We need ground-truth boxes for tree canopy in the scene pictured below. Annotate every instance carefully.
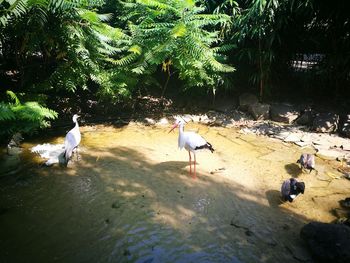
[1,0,349,137]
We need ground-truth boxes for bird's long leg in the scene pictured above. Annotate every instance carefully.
[76,147,78,161]
[193,153,197,179]
[188,151,192,176]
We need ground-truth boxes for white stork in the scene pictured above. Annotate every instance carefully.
[64,114,81,162]
[169,119,214,178]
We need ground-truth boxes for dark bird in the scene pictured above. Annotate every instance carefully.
[169,119,214,178]
[64,114,81,162]
[297,153,316,173]
[281,178,305,202]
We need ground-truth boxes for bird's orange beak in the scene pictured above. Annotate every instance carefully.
[168,123,178,133]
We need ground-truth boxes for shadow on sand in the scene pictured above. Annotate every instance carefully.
[0,145,314,263]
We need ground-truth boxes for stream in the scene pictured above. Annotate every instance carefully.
[1,121,349,263]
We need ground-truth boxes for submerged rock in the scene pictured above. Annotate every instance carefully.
[300,222,350,263]
[7,132,23,155]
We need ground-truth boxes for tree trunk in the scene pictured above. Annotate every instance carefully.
[161,68,171,98]
[258,37,264,101]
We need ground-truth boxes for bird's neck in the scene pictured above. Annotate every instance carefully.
[74,120,79,129]
[178,124,184,134]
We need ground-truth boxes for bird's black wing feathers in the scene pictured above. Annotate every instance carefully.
[195,142,214,153]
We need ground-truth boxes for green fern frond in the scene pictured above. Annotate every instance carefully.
[129,45,142,55]
[105,53,139,66]
[171,23,187,38]
[0,0,28,26]
[0,102,16,121]
[135,0,177,12]
[6,90,20,105]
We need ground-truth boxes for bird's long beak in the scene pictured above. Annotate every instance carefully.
[168,123,178,133]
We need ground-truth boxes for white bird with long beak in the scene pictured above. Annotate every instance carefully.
[64,114,81,162]
[169,119,214,178]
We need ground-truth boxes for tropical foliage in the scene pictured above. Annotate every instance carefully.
[0,0,132,94]
[0,0,349,139]
[116,0,235,94]
[212,0,350,101]
[0,90,57,136]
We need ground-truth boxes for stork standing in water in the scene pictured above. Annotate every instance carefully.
[169,119,214,178]
[64,114,81,163]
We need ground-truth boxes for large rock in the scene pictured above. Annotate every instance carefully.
[248,103,270,120]
[7,132,23,155]
[300,222,350,263]
[270,103,299,123]
[341,114,350,138]
[312,113,339,133]
[296,107,316,126]
[239,93,259,111]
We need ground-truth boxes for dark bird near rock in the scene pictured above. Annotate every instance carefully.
[297,153,316,173]
[64,114,81,162]
[281,178,305,202]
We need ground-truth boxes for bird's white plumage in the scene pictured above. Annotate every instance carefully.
[31,143,65,166]
[64,114,81,161]
[170,119,214,178]
[179,131,207,152]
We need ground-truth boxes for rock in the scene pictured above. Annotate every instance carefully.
[294,141,310,147]
[270,104,299,123]
[112,200,124,209]
[296,108,316,126]
[239,93,259,111]
[144,117,156,125]
[333,208,350,218]
[212,97,236,112]
[316,148,345,160]
[156,117,169,126]
[248,103,270,120]
[300,134,313,144]
[134,96,173,113]
[339,198,350,209]
[341,114,350,138]
[272,131,290,140]
[283,133,303,143]
[312,113,339,133]
[7,132,23,155]
[300,222,350,263]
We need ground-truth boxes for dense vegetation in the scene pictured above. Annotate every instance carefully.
[1,0,349,138]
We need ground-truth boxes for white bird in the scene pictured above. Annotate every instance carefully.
[64,114,81,162]
[169,119,214,178]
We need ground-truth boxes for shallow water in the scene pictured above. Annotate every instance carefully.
[1,122,349,263]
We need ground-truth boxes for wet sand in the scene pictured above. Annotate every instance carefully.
[0,122,349,262]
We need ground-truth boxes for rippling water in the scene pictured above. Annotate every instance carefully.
[0,122,347,262]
